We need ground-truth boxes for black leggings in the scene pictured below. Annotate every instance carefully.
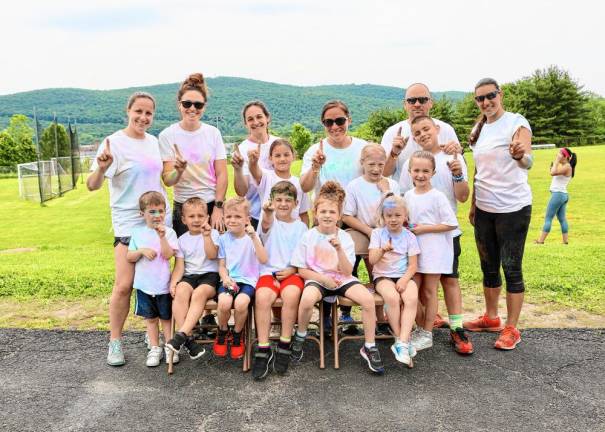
[474,205,531,293]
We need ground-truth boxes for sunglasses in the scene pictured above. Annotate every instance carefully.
[405,97,430,105]
[322,117,348,127]
[474,91,500,103]
[180,100,206,110]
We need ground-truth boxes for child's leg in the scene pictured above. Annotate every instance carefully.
[398,279,418,342]
[420,274,441,331]
[145,317,160,347]
[180,285,216,335]
[172,281,193,329]
[160,319,172,342]
[441,276,463,326]
[344,283,377,343]
[255,288,277,344]
[413,273,425,326]
[297,285,322,333]
[217,293,234,330]
[280,285,302,339]
[375,279,401,337]
[233,293,251,333]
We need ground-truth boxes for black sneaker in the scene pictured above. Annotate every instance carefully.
[252,347,274,381]
[184,337,206,360]
[376,323,392,336]
[290,334,305,362]
[360,345,385,375]
[200,314,217,338]
[166,331,187,353]
[273,345,292,374]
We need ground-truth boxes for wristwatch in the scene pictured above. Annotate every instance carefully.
[215,200,224,209]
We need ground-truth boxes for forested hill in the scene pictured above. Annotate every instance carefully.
[0,76,466,143]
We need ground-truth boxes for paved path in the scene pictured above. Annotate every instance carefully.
[0,328,603,431]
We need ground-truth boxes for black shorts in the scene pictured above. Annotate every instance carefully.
[173,200,217,238]
[305,280,360,299]
[373,276,401,285]
[113,236,131,247]
[134,290,172,320]
[442,235,462,279]
[180,272,220,290]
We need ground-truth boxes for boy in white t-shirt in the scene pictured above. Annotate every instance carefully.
[126,191,179,367]
[165,197,221,362]
[252,181,308,380]
[399,116,474,355]
[214,198,268,360]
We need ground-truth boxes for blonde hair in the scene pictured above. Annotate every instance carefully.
[224,197,250,214]
[360,143,386,163]
[182,197,208,215]
[409,150,436,171]
[139,191,165,211]
[376,193,408,227]
[314,181,346,214]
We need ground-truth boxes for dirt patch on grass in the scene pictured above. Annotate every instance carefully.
[0,247,37,254]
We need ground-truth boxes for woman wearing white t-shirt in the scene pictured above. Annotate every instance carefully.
[464,78,533,351]
[87,92,168,366]
[231,100,280,229]
[159,73,228,236]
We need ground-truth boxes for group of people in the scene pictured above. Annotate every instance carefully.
[88,72,576,379]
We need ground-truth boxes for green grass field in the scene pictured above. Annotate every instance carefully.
[1,146,604,323]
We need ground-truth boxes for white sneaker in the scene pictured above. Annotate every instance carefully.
[411,329,433,351]
[146,346,163,367]
[391,342,416,365]
[165,346,179,364]
[107,339,125,366]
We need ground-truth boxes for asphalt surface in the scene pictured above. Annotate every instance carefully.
[0,328,603,432]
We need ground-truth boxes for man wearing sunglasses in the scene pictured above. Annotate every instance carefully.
[381,83,460,180]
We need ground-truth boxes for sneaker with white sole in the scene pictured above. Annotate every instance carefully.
[164,346,180,364]
[107,339,125,366]
[411,329,433,351]
[146,346,163,367]
[391,342,416,366]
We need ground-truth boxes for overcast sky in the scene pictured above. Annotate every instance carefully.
[1,0,602,96]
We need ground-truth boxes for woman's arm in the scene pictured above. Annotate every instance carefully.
[341,215,373,237]
[411,223,456,235]
[161,161,182,187]
[510,126,533,169]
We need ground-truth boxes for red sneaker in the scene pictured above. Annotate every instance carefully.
[230,333,245,360]
[463,313,504,332]
[450,328,474,355]
[213,332,228,357]
[494,326,521,350]
[433,313,449,329]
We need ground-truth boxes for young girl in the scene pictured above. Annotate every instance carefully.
[404,151,458,352]
[231,101,280,228]
[290,181,384,374]
[536,147,577,244]
[252,181,309,380]
[159,73,228,236]
[246,138,310,226]
[368,194,420,367]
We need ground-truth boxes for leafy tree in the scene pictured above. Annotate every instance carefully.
[452,93,480,145]
[431,96,455,125]
[0,132,17,167]
[289,123,312,158]
[353,108,406,142]
[39,123,70,160]
[585,95,605,137]
[0,115,37,166]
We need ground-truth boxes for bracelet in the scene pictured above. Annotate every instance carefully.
[452,173,465,183]
[512,154,523,161]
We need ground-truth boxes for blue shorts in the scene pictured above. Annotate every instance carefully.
[134,290,172,320]
[218,283,255,300]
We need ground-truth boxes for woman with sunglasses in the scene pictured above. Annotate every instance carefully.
[464,78,533,351]
[87,91,169,366]
[159,73,228,236]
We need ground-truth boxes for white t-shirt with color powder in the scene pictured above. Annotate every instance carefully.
[259,219,308,276]
[399,151,468,236]
[470,112,532,213]
[290,227,357,288]
[217,231,261,287]
[369,227,420,279]
[301,137,367,198]
[129,225,179,295]
[175,230,220,275]
[238,136,279,220]
[403,188,458,274]
[158,122,227,204]
[256,169,311,220]
[344,176,401,227]
[381,119,459,181]
[91,130,168,237]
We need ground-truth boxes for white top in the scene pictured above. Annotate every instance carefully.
[344,176,401,227]
[91,130,168,237]
[381,118,459,180]
[369,227,420,279]
[404,188,458,274]
[128,225,179,295]
[239,136,279,219]
[301,137,367,197]
[550,174,571,193]
[159,122,227,204]
[290,227,357,288]
[399,151,468,236]
[175,230,220,275]
[259,219,309,276]
[256,169,311,219]
[217,232,261,287]
[470,112,533,213]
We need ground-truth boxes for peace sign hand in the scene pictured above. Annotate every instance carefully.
[173,144,188,174]
[96,139,114,172]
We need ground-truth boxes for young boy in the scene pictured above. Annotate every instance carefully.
[399,115,474,355]
[127,191,179,367]
[165,197,220,360]
[215,197,268,359]
[252,181,308,380]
